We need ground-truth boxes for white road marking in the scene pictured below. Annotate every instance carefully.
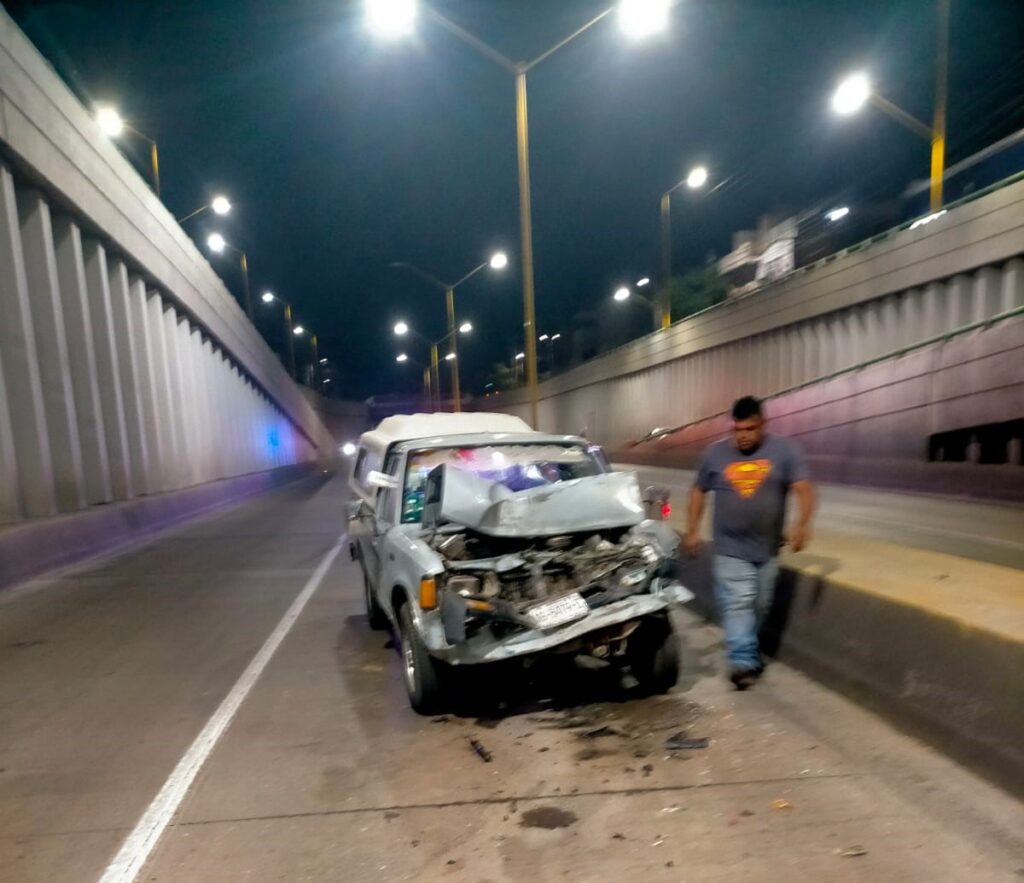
[97,535,347,883]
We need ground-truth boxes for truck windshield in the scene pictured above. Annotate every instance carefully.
[401,444,605,524]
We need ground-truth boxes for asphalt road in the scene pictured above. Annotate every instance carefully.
[1,473,1022,882]
[623,464,1024,570]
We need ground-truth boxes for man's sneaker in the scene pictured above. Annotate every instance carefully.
[729,668,758,691]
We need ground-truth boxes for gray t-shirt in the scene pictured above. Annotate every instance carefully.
[695,435,809,563]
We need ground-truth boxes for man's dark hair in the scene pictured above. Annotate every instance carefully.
[732,396,763,421]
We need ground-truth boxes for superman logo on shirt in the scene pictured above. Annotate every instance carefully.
[724,459,772,499]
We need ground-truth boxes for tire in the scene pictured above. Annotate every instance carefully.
[627,614,680,694]
[363,567,388,631]
[397,603,449,714]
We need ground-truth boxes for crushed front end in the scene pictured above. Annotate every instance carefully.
[417,467,693,664]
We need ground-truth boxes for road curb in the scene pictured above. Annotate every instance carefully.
[0,463,329,592]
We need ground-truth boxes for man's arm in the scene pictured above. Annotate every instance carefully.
[785,479,815,552]
[685,485,707,557]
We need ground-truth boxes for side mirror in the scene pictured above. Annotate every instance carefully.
[366,470,399,490]
[642,486,672,521]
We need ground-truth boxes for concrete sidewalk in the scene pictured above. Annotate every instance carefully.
[664,510,1024,797]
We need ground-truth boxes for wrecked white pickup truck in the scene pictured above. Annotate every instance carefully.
[348,413,693,713]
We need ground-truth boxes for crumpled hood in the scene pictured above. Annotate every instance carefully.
[423,468,646,537]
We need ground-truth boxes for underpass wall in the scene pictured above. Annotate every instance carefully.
[494,177,1024,497]
[0,8,334,533]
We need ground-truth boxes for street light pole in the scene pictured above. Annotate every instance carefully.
[409,3,654,428]
[208,233,254,320]
[659,191,671,329]
[310,334,320,389]
[238,251,253,319]
[430,343,440,410]
[283,302,297,378]
[514,69,540,425]
[931,0,950,212]
[444,286,459,411]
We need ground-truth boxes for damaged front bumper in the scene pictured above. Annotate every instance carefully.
[424,578,694,665]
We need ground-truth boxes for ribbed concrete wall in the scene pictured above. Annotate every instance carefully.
[496,178,1024,451]
[0,10,333,527]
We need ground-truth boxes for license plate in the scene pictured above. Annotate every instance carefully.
[527,593,590,630]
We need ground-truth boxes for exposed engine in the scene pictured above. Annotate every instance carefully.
[428,528,668,613]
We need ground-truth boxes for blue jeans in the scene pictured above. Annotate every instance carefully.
[713,555,779,671]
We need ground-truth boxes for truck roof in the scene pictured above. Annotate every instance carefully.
[360,412,534,454]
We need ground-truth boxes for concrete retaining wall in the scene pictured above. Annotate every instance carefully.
[0,9,335,529]
[619,313,1024,500]
[494,179,1024,457]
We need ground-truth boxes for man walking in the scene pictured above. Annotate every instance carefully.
[685,396,815,690]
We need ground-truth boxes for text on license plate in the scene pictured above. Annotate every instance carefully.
[527,593,590,630]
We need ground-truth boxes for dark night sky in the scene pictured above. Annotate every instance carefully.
[5,0,1024,398]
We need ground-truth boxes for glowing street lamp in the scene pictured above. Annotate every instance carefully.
[636,277,651,288]
[396,353,409,363]
[394,321,409,336]
[293,325,305,336]
[180,194,233,224]
[207,232,226,253]
[831,72,871,115]
[262,291,275,304]
[825,206,851,222]
[95,105,161,198]
[686,166,709,189]
[365,0,417,37]
[459,321,473,333]
[370,1,669,427]
[489,251,509,270]
[445,352,456,362]
[613,287,632,302]
[95,105,124,137]
[618,0,672,39]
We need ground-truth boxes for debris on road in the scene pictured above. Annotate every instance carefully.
[469,738,493,763]
[520,807,578,829]
[579,724,629,739]
[772,798,794,810]
[836,845,869,858]
[665,733,709,751]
